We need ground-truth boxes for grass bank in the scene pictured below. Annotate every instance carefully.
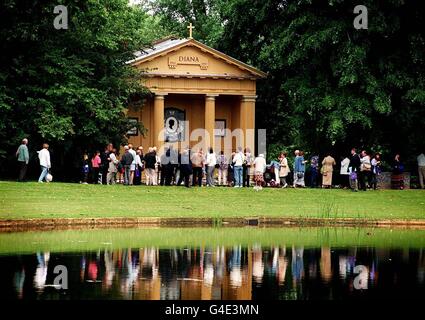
[0,181,424,220]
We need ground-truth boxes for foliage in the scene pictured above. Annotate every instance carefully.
[215,0,425,162]
[145,0,227,46]
[0,0,157,180]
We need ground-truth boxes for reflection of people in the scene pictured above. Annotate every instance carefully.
[13,268,25,299]
[320,247,332,283]
[103,250,116,290]
[252,245,264,283]
[277,249,288,285]
[34,252,50,291]
[291,246,304,282]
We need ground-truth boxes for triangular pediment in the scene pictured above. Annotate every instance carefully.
[128,38,266,80]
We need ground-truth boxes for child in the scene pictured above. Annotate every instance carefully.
[91,151,101,184]
[81,153,90,184]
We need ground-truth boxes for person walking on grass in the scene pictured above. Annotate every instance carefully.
[370,153,382,190]
[128,144,137,185]
[359,150,372,191]
[243,148,254,187]
[134,149,144,186]
[253,154,267,191]
[310,154,319,188]
[233,147,245,188]
[294,150,307,188]
[38,143,51,183]
[144,147,157,186]
[418,151,425,189]
[120,146,133,186]
[292,150,300,187]
[278,152,290,188]
[321,153,336,188]
[16,138,29,182]
[81,153,90,184]
[91,151,101,184]
[191,149,204,187]
[348,148,361,192]
[340,156,350,189]
[217,151,228,186]
[392,154,405,190]
[179,147,193,188]
[107,148,118,185]
[206,147,217,187]
[100,144,111,185]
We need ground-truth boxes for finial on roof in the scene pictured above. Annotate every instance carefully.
[187,23,195,39]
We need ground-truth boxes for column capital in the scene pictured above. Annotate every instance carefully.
[241,95,257,102]
[205,94,219,101]
[154,93,168,100]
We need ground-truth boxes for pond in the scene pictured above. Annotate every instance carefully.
[0,227,424,300]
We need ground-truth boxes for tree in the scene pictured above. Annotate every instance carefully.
[146,0,226,46]
[0,0,160,180]
[217,0,425,164]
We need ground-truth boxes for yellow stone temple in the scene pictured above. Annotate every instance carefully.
[126,33,266,155]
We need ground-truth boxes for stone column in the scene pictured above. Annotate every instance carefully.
[240,95,257,153]
[205,94,217,150]
[153,93,166,149]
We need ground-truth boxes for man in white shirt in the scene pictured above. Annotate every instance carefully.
[128,143,137,185]
[232,147,245,187]
[418,152,425,189]
[340,157,350,189]
[38,143,51,183]
[205,147,217,187]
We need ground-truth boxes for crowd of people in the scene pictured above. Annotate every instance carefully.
[15,138,425,190]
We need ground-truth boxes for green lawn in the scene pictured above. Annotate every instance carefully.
[0,181,424,220]
[1,227,425,255]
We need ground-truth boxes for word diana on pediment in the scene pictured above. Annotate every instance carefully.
[168,54,208,70]
[179,56,199,62]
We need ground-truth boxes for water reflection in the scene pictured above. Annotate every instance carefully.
[1,245,424,300]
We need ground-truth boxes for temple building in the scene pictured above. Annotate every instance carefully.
[126,30,266,155]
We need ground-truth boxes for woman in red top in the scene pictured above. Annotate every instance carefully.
[91,151,101,184]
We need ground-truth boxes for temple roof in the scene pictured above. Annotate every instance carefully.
[127,37,267,79]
